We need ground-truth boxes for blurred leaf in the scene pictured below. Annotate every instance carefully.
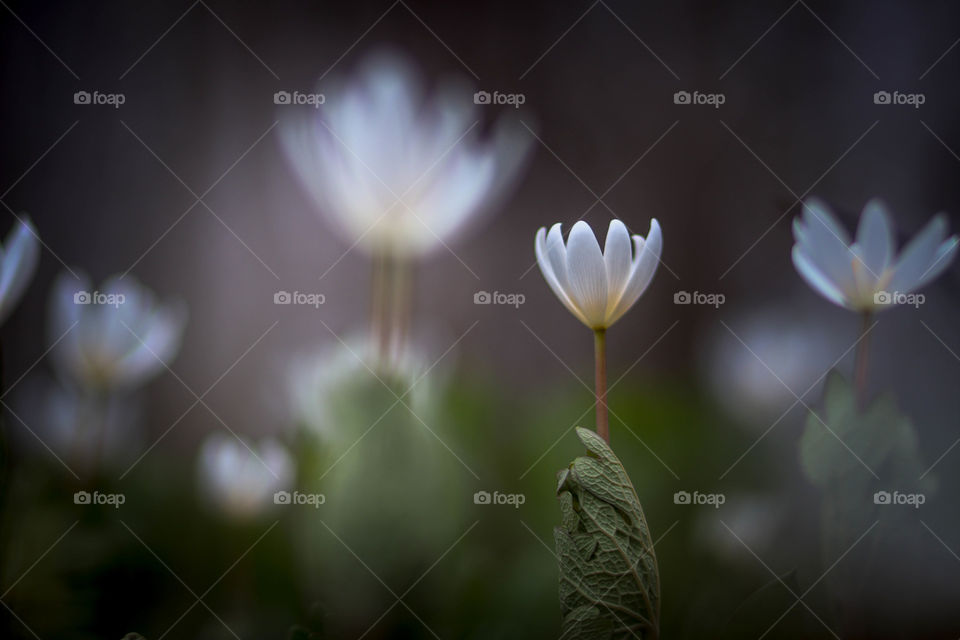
[799,370,933,493]
[554,427,660,639]
[798,369,936,612]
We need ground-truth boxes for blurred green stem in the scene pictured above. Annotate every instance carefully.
[594,328,609,444]
[370,248,413,372]
[371,250,389,364]
[853,311,872,408]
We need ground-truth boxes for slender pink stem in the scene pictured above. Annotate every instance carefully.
[594,328,609,444]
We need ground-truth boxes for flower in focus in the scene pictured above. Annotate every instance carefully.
[535,219,662,330]
[49,271,186,390]
[0,217,40,325]
[792,198,958,312]
[197,433,293,519]
[280,50,530,257]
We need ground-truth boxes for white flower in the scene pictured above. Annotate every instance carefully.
[288,333,433,438]
[280,50,529,257]
[49,272,187,390]
[0,217,40,325]
[792,198,958,312]
[197,433,293,519]
[535,219,662,330]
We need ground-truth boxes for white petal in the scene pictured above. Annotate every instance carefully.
[792,246,850,308]
[794,199,857,299]
[535,225,588,326]
[855,199,894,279]
[889,214,955,293]
[0,218,40,324]
[603,220,633,312]
[607,218,662,326]
[564,221,608,328]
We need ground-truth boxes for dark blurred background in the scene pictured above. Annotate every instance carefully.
[2,1,960,638]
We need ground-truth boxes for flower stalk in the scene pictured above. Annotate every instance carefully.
[853,311,872,408]
[594,328,609,444]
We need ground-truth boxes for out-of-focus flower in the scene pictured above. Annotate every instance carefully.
[197,433,293,519]
[701,301,845,427]
[280,50,530,257]
[0,217,40,325]
[49,271,186,390]
[288,333,434,439]
[535,219,662,330]
[695,493,786,563]
[15,373,143,468]
[792,198,958,312]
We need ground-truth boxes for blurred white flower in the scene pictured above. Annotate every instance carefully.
[702,301,845,427]
[0,217,40,325]
[792,198,958,312]
[535,219,662,329]
[197,433,293,519]
[288,333,434,438]
[280,50,530,257]
[49,271,186,390]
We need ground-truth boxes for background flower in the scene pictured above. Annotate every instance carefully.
[49,272,187,390]
[0,217,40,326]
[792,198,958,312]
[280,50,531,257]
[197,433,293,518]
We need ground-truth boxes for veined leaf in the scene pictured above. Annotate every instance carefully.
[554,427,660,639]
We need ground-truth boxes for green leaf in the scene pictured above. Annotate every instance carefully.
[799,371,931,491]
[554,428,660,639]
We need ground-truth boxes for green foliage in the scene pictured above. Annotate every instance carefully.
[554,428,660,639]
[799,370,930,490]
[798,370,935,610]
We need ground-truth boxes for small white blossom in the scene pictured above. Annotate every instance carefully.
[49,272,186,390]
[535,219,662,329]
